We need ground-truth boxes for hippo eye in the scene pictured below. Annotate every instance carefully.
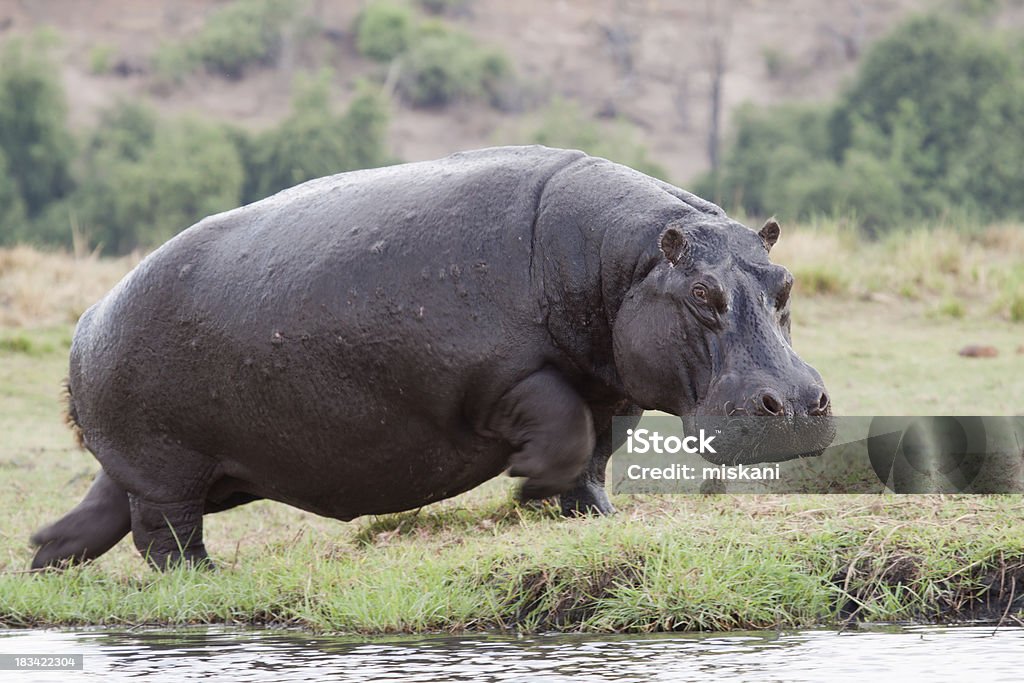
[692,284,709,302]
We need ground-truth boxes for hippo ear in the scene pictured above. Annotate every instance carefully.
[759,218,781,252]
[659,226,689,266]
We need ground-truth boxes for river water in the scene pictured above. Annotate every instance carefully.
[1,625,1020,682]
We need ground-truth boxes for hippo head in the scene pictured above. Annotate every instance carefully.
[612,217,835,465]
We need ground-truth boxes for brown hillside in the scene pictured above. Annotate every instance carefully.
[0,0,939,183]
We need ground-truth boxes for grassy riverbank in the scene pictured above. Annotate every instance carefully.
[3,495,1024,632]
[1,225,1023,632]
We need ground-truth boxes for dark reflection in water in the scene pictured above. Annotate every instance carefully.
[2,625,1023,682]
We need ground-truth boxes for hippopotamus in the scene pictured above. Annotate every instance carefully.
[30,145,833,570]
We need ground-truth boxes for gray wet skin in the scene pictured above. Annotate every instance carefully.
[30,146,833,570]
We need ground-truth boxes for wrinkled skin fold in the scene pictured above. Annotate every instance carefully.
[30,146,833,570]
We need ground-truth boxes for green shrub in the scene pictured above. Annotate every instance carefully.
[952,0,1001,18]
[87,99,158,161]
[354,6,513,109]
[705,13,1024,232]
[108,118,243,249]
[132,120,244,244]
[341,82,392,170]
[0,149,27,245]
[697,103,830,215]
[525,99,669,181]
[241,73,391,202]
[39,105,245,253]
[23,74,389,253]
[154,0,297,82]
[826,151,910,234]
[947,84,1024,220]
[0,32,75,217]
[88,44,115,75]
[829,15,1013,172]
[397,25,510,107]
[151,42,195,87]
[355,2,415,62]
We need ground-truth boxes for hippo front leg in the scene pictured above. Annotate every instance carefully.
[490,368,595,501]
[560,402,643,516]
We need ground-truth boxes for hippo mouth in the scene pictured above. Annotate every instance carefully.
[682,412,837,466]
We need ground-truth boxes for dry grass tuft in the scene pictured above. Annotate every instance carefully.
[0,247,140,327]
[774,223,1024,317]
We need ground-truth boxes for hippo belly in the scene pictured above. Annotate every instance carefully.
[205,417,514,521]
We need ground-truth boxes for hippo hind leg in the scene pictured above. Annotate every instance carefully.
[125,453,218,570]
[560,402,643,517]
[30,469,132,569]
[129,494,212,570]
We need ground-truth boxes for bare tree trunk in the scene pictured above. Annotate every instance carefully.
[707,32,726,173]
[599,0,638,118]
[700,0,734,186]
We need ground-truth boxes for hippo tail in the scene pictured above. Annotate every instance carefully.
[62,377,85,449]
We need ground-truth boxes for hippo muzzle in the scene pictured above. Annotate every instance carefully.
[693,343,835,467]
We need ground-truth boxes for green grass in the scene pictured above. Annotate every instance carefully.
[1010,295,1024,323]
[2,231,1024,633]
[931,297,966,319]
[792,298,1024,414]
[791,265,845,296]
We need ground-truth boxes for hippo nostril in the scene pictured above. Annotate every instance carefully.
[759,391,784,416]
[810,391,830,416]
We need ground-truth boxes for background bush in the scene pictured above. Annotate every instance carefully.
[526,99,669,181]
[9,4,1016,254]
[0,32,75,220]
[18,72,392,253]
[397,26,509,107]
[355,2,415,62]
[238,72,391,203]
[0,150,27,243]
[35,102,245,253]
[154,0,297,83]
[703,13,1024,232]
[353,4,513,108]
[693,103,831,217]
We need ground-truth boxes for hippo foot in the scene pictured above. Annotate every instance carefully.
[559,483,616,517]
[129,496,214,572]
[146,548,217,572]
